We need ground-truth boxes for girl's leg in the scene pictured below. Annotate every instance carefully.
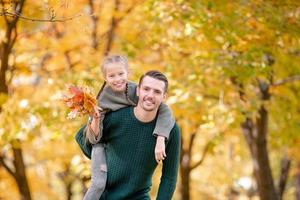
[83,143,107,200]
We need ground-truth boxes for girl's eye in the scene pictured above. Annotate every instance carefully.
[119,72,124,76]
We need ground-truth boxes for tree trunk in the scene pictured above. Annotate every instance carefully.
[103,0,119,56]
[13,147,32,200]
[179,132,212,200]
[277,155,291,200]
[295,162,300,200]
[241,112,278,200]
[0,1,32,199]
[66,181,72,200]
[179,133,191,200]
[240,82,279,200]
[180,160,190,200]
[88,0,99,50]
[80,176,90,198]
[255,106,278,200]
[0,23,11,94]
[58,163,75,200]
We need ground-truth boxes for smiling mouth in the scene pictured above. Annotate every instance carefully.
[114,83,124,87]
[144,99,154,105]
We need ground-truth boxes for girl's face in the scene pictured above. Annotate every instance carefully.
[104,62,129,92]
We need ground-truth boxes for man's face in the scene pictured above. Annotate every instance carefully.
[136,76,166,112]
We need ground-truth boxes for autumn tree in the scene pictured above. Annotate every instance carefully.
[119,0,300,199]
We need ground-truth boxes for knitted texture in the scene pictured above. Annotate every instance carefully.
[76,107,180,200]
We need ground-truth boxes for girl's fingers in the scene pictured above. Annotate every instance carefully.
[155,155,160,163]
[163,150,167,158]
[155,154,161,163]
[155,153,165,163]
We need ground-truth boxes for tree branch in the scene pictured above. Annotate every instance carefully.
[241,117,255,154]
[6,0,26,28]
[115,6,135,24]
[1,0,9,23]
[9,21,18,50]
[188,132,197,155]
[271,75,300,87]
[230,77,247,102]
[103,0,120,55]
[0,11,84,22]
[0,155,16,179]
[190,139,213,171]
[98,3,138,41]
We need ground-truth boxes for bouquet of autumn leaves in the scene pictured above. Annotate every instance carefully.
[62,85,101,119]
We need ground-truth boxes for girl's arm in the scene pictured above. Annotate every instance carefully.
[99,83,136,111]
[154,103,175,140]
[85,83,136,144]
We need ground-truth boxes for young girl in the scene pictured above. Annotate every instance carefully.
[82,55,175,200]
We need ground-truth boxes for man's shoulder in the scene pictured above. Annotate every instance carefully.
[171,122,179,131]
[169,122,180,138]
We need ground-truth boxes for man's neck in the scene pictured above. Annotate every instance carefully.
[133,105,157,123]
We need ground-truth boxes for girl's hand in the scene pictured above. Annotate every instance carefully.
[90,106,101,119]
[93,109,101,119]
[155,136,166,163]
[89,107,101,137]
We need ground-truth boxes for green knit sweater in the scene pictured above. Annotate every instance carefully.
[76,107,181,200]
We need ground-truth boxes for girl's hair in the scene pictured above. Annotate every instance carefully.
[100,54,129,76]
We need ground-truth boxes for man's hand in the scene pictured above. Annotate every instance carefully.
[155,136,166,163]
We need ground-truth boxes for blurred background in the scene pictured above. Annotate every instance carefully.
[0,0,300,199]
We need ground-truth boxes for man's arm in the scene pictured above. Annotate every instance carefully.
[75,125,92,159]
[156,124,181,200]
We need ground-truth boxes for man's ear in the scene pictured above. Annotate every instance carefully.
[163,93,167,101]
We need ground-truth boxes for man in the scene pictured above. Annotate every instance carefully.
[76,70,181,200]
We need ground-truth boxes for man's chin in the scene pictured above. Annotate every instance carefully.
[141,105,156,112]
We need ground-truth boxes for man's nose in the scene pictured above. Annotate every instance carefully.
[147,90,154,97]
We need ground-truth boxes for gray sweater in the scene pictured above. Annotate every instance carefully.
[86,81,175,144]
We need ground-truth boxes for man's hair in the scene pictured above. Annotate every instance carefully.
[138,70,169,93]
